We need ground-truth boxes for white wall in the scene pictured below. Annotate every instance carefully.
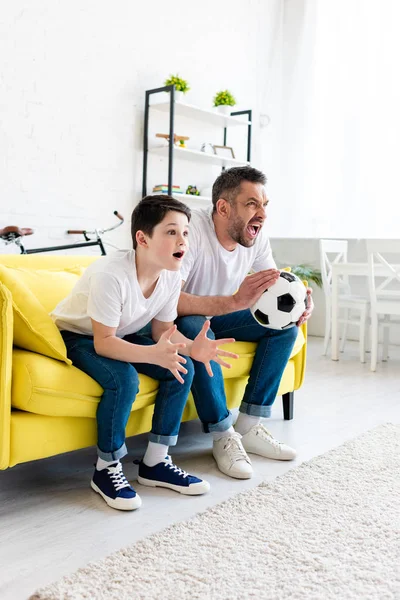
[269,0,400,239]
[0,0,283,253]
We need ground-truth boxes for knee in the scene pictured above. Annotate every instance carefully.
[182,356,195,386]
[176,315,210,339]
[106,362,139,395]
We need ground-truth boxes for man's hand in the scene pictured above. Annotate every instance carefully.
[233,269,280,311]
[190,320,239,377]
[297,288,314,326]
[152,325,188,383]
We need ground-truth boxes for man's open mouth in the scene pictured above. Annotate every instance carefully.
[172,251,185,259]
[246,223,261,238]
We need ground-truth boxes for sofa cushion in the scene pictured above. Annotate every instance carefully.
[11,349,159,418]
[3,265,84,312]
[0,265,73,365]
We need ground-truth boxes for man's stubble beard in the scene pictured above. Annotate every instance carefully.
[227,214,255,248]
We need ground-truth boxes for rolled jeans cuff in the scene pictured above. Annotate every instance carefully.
[239,402,272,419]
[148,433,178,447]
[202,410,234,434]
[97,442,127,461]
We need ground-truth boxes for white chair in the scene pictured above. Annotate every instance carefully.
[366,240,400,371]
[319,239,369,362]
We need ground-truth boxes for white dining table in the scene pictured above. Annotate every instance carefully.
[330,262,400,361]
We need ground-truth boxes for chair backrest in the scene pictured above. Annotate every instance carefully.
[366,240,400,309]
[319,239,348,297]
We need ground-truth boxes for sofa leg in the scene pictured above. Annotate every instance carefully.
[282,392,294,420]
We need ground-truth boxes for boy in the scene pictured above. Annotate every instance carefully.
[52,196,238,511]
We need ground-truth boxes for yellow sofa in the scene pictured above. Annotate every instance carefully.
[0,254,307,470]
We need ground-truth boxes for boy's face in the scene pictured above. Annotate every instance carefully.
[139,210,189,271]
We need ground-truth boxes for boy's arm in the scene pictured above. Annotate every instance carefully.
[177,269,281,317]
[92,319,188,383]
[152,319,238,377]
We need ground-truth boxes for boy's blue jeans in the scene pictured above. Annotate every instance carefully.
[175,309,298,432]
[61,331,195,461]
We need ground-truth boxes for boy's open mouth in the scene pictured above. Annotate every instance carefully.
[172,251,185,260]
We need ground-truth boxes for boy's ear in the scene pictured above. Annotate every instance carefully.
[136,230,148,248]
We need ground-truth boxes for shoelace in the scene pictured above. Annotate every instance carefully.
[107,462,131,491]
[223,435,250,464]
[164,456,188,479]
[254,424,282,449]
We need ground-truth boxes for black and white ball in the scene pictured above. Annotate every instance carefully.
[250,271,307,330]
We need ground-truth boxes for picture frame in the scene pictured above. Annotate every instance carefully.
[213,145,235,159]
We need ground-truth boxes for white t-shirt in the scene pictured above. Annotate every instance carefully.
[51,250,181,337]
[181,207,276,296]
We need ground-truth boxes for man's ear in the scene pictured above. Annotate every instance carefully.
[215,198,230,219]
[136,230,148,248]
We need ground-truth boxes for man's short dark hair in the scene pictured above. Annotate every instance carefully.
[212,166,267,211]
[131,195,191,249]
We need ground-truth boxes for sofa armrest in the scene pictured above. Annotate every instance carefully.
[0,282,13,469]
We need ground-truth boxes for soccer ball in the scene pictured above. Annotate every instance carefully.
[250,271,307,330]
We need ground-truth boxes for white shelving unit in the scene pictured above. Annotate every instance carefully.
[150,101,252,128]
[142,86,252,204]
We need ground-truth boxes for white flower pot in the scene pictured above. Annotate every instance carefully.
[174,91,184,103]
[216,105,233,115]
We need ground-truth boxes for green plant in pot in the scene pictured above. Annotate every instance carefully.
[213,90,236,115]
[280,264,322,288]
[164,74,190,101]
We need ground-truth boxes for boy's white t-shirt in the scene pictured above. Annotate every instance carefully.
[51,250,181,337]
[180,207,276,296]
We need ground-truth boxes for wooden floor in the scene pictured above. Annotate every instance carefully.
[1,337,399,600]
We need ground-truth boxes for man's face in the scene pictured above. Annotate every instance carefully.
[226,181,268,248]
[141,210,189,271]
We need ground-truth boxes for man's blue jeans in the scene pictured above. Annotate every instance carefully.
[61,331,195,461]
[176,309,298,433]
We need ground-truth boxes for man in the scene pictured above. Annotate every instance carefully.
[176,166,313,479]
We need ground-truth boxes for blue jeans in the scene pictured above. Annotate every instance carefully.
[176,309,298,431]
[61,331,195,461]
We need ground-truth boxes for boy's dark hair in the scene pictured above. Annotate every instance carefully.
[212,166,267,212]
[131,195,191,249]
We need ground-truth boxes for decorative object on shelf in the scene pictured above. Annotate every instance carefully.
[152,184,183,194]
[200,142,216,155]
[186,185,200,196]
[164,74,190,102]
[213,90,236,115]
[213,145,235,159]
[156,133,189,148]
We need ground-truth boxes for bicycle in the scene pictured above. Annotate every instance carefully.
[0,211,124,255]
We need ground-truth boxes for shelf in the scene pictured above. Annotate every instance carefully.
[150,101,251,128]
[153,192,211,203]
[149,145,249,167]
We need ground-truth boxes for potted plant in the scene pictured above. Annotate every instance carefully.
[213,90,236,115]
[164,74,190,102]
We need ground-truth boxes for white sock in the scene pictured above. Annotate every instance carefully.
[96,457,119,471]
[143,441,169,467]
[235,413,261,436]
[211,426,236,442]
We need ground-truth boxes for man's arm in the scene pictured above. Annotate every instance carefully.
[177,269,281,317]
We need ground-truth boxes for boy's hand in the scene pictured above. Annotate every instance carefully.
[153,325,188,384]
[191,320,239,377]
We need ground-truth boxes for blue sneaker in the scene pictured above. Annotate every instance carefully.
[91,462,142,511]
[137,456,210,495]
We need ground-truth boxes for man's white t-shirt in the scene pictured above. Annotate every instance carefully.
[181,207,276,296]
[51,250,181,337]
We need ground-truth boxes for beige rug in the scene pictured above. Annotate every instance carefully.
[31,424,400,600]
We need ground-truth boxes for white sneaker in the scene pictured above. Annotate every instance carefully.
[241,424,296,460]
[212,433,253,479]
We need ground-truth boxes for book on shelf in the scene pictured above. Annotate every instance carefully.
[152,185,183,194]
